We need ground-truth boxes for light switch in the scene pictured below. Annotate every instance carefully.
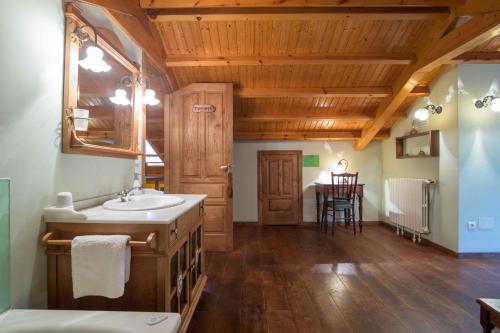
[467,221,477,230]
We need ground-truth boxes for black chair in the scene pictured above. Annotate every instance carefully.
[321,172,359,234]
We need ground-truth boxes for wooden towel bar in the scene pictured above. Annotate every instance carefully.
[40,232,157,249]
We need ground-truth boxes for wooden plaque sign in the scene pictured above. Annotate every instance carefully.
[192,104,216,113]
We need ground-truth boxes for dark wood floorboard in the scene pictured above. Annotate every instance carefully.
[188,224,500,333]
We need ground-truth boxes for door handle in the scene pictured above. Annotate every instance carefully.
[220,164,234,172]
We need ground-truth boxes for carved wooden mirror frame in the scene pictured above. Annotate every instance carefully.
[62,4,142,159]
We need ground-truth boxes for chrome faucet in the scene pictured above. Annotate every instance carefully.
[118,186,143,202]
[118,189,131,202]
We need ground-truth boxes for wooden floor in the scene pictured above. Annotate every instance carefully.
[187,224,500,333]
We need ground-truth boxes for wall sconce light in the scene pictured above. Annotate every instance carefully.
[334,158,349,173]
[142,89,160,106]
[474,95,500,112]
[110,89,130,106]
[73,25,111,73]
[110,76,132,106]
[414,104,442,121]
[137,76,160,106]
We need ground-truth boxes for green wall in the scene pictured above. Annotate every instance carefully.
[0,179,10,312]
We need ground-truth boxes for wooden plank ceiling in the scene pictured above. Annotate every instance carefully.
[86,0,500,148]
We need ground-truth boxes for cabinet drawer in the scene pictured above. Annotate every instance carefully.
[168,204,202,248]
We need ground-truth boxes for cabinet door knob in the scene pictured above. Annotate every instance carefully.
[171,228,179,239]
[177,274,183,295]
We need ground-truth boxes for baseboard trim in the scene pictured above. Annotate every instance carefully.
[377,221,458,257]
[377,221,500,259]
[456,252,500,259]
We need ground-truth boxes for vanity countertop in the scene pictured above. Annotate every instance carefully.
[45,194,207,225]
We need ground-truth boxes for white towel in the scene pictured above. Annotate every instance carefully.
[71,235,131,299]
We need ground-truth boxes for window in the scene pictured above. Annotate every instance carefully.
[145,140,164,166]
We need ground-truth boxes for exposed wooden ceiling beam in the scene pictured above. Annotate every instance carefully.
[234,86,428,98]
[165,54,416,67]
[449,52,500,64]
[75,1,177,91]
[356,9,500,150]
[234,130,391,141]
[140,0,464,8]
[147,7,450,22]
[410,85,431,96]
[235,111,407,122]
[455,0,500,16]
[235,87,391,98]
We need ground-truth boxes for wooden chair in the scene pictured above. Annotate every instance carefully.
[321,172,359,234]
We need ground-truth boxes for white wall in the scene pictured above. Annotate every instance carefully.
[0,0,135,308]
[457,65,500,253]
[381,66,459,251]
[233,141,383,223]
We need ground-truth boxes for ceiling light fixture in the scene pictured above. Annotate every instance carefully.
[475,95,500,112]
[414,104,442,121]
[74,25,111,73]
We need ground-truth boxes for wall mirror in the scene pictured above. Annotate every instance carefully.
[143,55,169,191]
[63,4,142,159]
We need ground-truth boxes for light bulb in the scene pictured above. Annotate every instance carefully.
[110,89,130,106]
[491,97,500,112]
[142,88,160,106]
[414,108,429,121]
[79,46,111,73]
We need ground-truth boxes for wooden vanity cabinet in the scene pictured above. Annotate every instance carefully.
[44,201,206,333]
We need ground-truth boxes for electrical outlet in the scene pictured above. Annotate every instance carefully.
[467,221,477,230]
[478,217,495,230]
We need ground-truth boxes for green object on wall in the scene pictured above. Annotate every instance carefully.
[303,155,320,167]
[0,179,10,313]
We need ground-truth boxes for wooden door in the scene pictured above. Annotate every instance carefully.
[258,151,302,225]
[168,83,233,252]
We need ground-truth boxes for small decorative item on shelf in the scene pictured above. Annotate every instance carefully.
[395,130,440,159]
[410,127,418,135]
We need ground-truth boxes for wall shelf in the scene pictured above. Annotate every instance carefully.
[396,130,439,159]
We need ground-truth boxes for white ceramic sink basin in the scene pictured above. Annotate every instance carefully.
[103,194,185,211]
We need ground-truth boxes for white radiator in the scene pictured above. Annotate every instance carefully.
[388,178,434,243]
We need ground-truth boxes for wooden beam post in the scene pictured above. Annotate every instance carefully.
[234,86,428,98]
[449,52,500,64]
[234,130,390,141]
[165,54,416,67]
[235,111,407,122]
[235,87,392,98]
[140,0,465,9]
[147,7,451,22]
